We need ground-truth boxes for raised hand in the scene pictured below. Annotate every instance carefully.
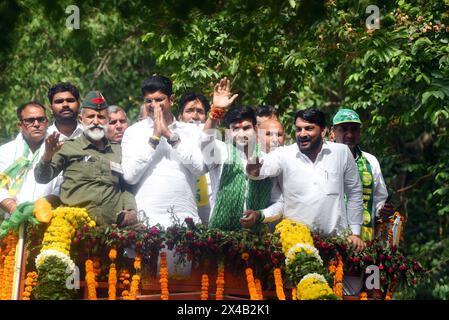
[213,77,239,109]
[246,156,263,178]
[43,132,63,162]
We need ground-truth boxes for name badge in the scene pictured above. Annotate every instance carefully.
[110,161,124,174]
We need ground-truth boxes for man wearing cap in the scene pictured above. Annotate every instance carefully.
[34,91,137,226]
[332,108,389,241]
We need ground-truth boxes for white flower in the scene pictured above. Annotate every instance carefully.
[35,249,76,273]
[285,243,323,265]
[300,273,328,284]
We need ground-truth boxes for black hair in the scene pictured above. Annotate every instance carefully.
[17,100,47,120]
[294,108,326,128]
[47,82,80,103]
[224,106,257,128]
[141,75,173,97]
[256,105,278,118]
[178,91,211,114]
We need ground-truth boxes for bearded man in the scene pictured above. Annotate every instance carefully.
[34,91,137,226]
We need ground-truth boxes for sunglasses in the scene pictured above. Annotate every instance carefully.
[21,117,48,126]
[53,98,77,104]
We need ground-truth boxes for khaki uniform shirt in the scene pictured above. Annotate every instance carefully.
[34,134,136,225]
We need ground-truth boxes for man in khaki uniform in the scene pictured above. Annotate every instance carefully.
[34,91,137,226]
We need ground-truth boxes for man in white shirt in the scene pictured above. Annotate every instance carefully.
[331,108,389,241]
[0,101,57,217]
[121,75,206,228]
[256,119,286,228]
[45,83,84,198]
[177,91,212,225]
[246,108,365,252]
[47,82,84,140]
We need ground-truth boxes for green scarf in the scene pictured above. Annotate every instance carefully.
[209,143,272,231]
[356,148,374,241]
[0,142,39,197]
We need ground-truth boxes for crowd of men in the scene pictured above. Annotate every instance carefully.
[0,75,391,259]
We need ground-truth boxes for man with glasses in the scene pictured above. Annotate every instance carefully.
[35,91,137,226]
[0,101,56,217]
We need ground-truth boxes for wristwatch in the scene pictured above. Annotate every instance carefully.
[167,132,180,146]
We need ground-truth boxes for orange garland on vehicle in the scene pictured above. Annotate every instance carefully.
[119,268,131,299]
[85,259,97,300]
[255,279,263,300]
[215,263,225,300]
[201,274,209,300]
[245,267,259,300]
[334,254,344,299]
[273,268,286,300]
[0,232,18,300]
[359,292,368,300]
[21,271,38,300]
[159,252,169,300]
[291,288,297,300]
[108,246,117,300]
[129,254,142,300]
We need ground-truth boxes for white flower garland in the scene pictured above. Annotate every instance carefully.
[35,249,76,273]
[285,243,323,265]
[299,273,328,284]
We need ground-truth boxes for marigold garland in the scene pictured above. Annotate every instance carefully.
[129,275,140,300]
[385,291,392,300]
[85,259,97,300]
[119,268,131,299]
[22,271,38,300]
[333,254,344,299]
[245,267,259,300]
[0,232,18,300]
[296,273,335,300]
[41,207,96,256]
[201,274,209,300]
[159,252,169,300]
[128,254,142,300]
[275,219,314,253]
[291,288,297,300]
[108,246,117,300]
[255,279,263,300]
[273,268,286,300]
[108,263,117,300]
[359,292,368,300]
[215,263,225,300]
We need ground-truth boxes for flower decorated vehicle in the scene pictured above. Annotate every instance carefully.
[0,200,426,300]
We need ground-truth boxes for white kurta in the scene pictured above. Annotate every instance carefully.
[121,118,206,227]
[254,141,363,236]
[0,133,57,214]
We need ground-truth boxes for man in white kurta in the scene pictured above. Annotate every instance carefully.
[0,102,57,218]
[247,108,365,251]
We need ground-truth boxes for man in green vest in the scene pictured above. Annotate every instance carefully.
[34,91,137,226]
[332,108,389,241]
